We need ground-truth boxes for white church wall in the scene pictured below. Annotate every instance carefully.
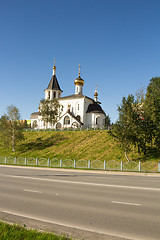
[59,98,84,123]
[85,112,105,128]
[83,98,94,128]
[93,113,105,128]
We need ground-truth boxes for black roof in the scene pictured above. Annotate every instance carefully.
[45,75,63,92]
[86,102,105,114]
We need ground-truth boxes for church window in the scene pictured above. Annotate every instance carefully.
[96,116,100,125]
[53,91,56,98]
[76,115,81,122]
[33,120,37,128]
[56,122,62,130]
[58,92,60,98]
[48,91,50,99]
[78,104,79,110]
[64,116,70,125]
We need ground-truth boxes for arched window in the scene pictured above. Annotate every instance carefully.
[33,120,37,128]
[53,91,56,98]
[72,122,78,128]
[48,91,50,99]
[56,122,62,130]
[58,92,61,98]
[64,116,70,125]
[96,116,100,125]
[78,104,79,110]
[76,115,81,122]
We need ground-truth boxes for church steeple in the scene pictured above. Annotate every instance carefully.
[44,62,63,100]
[74,64,84,95]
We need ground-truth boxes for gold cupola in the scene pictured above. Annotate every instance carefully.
[74,64,84,86]
[74,64,84,94]
[52,58,56,75]
[94,85,98,102]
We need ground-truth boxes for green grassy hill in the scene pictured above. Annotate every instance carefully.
[0,130,123,160]
[0,130,159,162]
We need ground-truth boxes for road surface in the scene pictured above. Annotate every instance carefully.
[0,165,160,240]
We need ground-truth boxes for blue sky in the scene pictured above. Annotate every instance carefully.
[0,0,160,123]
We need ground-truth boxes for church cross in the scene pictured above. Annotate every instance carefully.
[79,64,81,77]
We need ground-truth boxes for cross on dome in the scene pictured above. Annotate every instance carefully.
[79,64,81,77]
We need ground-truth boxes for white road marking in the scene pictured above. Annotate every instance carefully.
[0,173,160,191]
[112,201,142,206]
[24,189,42,194]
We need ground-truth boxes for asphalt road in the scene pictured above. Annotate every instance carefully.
[0,165,160,240]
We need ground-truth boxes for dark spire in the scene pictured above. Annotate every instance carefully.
[45,62,63,92]
[46,75,62,91]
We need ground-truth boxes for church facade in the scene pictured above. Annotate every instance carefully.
[30,64,106,129]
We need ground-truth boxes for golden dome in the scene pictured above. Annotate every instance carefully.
[74,76,84,86]
[52,58,56,73]
[74,64,84,86]
[94,85,98,102]
[94,91,98,97]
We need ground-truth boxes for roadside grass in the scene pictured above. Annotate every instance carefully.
[0,221,72,240]
[0,130,159,164]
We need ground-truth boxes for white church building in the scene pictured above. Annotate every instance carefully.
[30,63,106,129]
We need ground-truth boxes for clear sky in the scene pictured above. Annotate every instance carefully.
[0,0,160,123]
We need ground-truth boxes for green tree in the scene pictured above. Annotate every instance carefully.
[145,77,160,148]
[105,115,111,129]
[133,88,154,155]
[0,105,24,152]
[21,120,29,129]
[39,99,63,128]
[113,94,138,161]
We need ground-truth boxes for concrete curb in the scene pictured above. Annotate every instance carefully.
[0,164,160,177]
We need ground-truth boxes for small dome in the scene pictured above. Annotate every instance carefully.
[94,91,98,97]
[86,102,105,114]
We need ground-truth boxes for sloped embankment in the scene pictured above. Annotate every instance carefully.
[0,130,124,161]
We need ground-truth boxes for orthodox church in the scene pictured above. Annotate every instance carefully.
[30,63,106,129]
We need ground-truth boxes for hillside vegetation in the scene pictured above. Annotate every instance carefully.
[0,221,71,240]
[0,130,159,162]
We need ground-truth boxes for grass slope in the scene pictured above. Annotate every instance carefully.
[0,130,159,162]
[0,221,71,240]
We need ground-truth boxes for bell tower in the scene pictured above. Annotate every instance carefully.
[44,59,63,100]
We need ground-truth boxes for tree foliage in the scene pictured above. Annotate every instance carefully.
[39,99,63,127]
[145,77,160,148]
[113,94,138,161]
[105,115,111,128]
[112,77,160,160]
[0,105,24,152]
